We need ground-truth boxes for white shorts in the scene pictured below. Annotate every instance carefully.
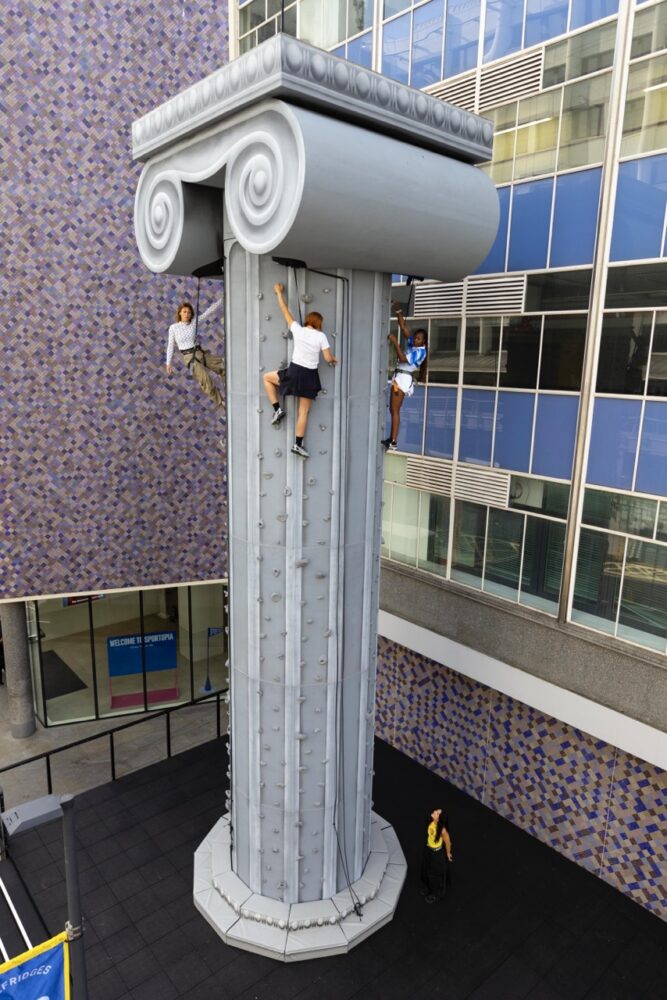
[391,371,415,396]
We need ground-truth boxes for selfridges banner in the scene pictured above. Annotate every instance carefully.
[0,932,70,999]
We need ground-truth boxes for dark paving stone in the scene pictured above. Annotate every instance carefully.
[88,966,129,1000]
[130,970,179,1000]
[116,945,163,990]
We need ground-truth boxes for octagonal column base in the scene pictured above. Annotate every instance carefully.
[193,812,407,962]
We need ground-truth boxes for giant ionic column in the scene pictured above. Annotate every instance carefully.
[133,35,497,961]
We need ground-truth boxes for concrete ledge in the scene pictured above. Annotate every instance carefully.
[193,812,407,961]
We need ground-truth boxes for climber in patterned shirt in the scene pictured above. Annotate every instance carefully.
[165,298,225,407]
[381,300,427,452]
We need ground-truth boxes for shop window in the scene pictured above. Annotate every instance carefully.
[520,517,565,613]
[188,583,227,698]
[451,500,486,587]
[411,0,444,88]
[587,397,642,489]
[532,394,579,480]
[508,178,553,271]
[648,312,667,397]
[493,391,535,472]
[550,169,601,267]
[605,263,667,309]
[610,154,667,261]
[37,597,98,725]
[483,508,524,600]
[444,0,480,76]
[525,269,592,311]
[635,401,667,496]
[418,492,450,577]
[382,11,411,82]
[539,315,586,390]
[558,73,610,171]
[475,185,510,273]
[570,0,619,32]
[425,386,457,458]
[500,316,541,388]
[582,489,657,537]
[596,312,651,394]
[464,317,503,385]
[621,57,667,157]
[459,389,494,465]
[514,91,560,180]
[572,528,625,635]
[543,21,616,86]
[617,540,667,651]
[390,485,420,565]
[524,0,568,48]
[483,0,523,64]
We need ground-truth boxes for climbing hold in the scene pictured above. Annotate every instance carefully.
[295,559,309,568]
[307,477,316,486]
[283,487,292,497]
[271,592,281,602]
[302,520,309,527]
[323,629,332,638]
[275,449,282,457]
[257,292,264,300]
[319,425,326,431]
[277,513,287,522]
[263,472,274,480]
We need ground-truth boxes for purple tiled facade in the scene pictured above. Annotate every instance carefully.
[1,1,229,599]
[376,636,667,920]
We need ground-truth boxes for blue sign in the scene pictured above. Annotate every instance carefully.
[107,630,176,677]
[207,626,225,637]
[0,933,69,999]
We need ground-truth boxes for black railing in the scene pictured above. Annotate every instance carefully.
[0,689,227,798]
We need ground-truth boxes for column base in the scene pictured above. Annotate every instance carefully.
[193,812,407,962]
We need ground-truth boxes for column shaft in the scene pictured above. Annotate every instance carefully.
[0,602,36,739]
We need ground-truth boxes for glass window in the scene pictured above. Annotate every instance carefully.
[483,112,516,185]
[539,315,586,390]
[459,389,495,465]
[347,31,373,67]
[631,1,667,59]
[500,316,541,388]
[464,316,503,385]
[258,17,276,41]
[583,489,657,537]
[301,0,347,49]
[550,168,601,267]
[648,312,667,397]
[509,476,570,516]
[524,0,568,50]
[570,0,619,32]
[483,0,523,64]
[382,481,393,557]
[494,391,535,471]
[425,386,457,458]
[558,73,611,170]
[384,0,410,15]
[657,501,667,541]
[451,500,486,587]
[617,540,667,651]
[475,185,510,272]
[90,591,145,718]
[239,0,266,34]
[483,508,524,600]
[37,596,99,724]
[635,401,667,496]
[532,394,579,480]
[587,397,642,489]
[390,485,420,565]
[513,90,561,180]
[572,528,625,635]
[384,452,408,484]
[427,319,462,383]
[411,0,444,88]
[508,178,553,271]
[605,264,667,309]
[610,154,667,262]
[520,517,565,613]
[382,12,411,82]
[622,57,667,157]
[384,383,425,453]
[189,584,227,697]
[596,313,651,395]
[543,21,616,86]
[418,492,450,576]
[444,0,480,77]
[349,0,374,34]
[525,269,592,310]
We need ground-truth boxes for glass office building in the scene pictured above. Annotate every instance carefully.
[233,0,667,657]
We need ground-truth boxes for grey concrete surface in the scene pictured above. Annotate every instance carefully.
[0,602,36,738]
[380,561,667,733]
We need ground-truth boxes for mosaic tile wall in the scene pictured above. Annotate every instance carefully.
[376,635,667,920]
[1,1,229,599]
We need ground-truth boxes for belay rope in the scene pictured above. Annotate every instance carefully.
[186,275,207,370]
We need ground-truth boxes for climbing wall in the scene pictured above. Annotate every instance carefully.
[225,227,390,904]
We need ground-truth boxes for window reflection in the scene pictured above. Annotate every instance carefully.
[520,518,565,613]
[572,528,625,635]
[558,73,611,170]
[597,313,652,395]
[622,57,667,157]
[427,319,462,384]
[539,315,586,390]
[418,492,449,577]
[605,264,667,309]
[582,489,657,537]
[483,508,523,600]
[544,21,616,86]
[464,317,503,386]
[617,540,667,651]
[648,312,667,396]
[452,501,486,588]
[631,1,667,60]
[500,317,541,388]
[514,91,561,180]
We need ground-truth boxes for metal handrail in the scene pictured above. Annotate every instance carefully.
[0,688,228,795]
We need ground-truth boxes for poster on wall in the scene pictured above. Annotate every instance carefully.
[0,931,70,999]
[62,594,105,607]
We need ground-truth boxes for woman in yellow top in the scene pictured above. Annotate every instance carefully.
[421,807,453,903]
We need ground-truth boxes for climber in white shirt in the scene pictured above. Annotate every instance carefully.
[165,298,225,407]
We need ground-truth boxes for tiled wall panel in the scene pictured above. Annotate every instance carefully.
[376,635,667,920]
[1,1,229,599]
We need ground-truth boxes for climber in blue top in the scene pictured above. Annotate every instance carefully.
[382,301,427,452]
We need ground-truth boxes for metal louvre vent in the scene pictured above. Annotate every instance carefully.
[479,50,544,111]
[426,72,476,112]
[466,275,526,315]
[413,280,464,317]
[405,456,453,496]
[453,465,510,508]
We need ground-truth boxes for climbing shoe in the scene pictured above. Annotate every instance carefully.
[381,438,397,452]
[272,407,286,426]
[291,443,309,458]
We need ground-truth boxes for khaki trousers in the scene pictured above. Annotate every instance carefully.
[182,347,225,408]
